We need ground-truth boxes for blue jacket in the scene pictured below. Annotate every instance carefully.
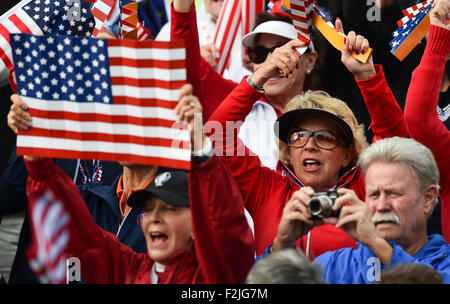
[314,234,450,284]
[78,176,146,253]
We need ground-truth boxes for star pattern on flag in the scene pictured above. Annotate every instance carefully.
[13,34,113,104]
[23,0,94,37]
[390,0,434,54]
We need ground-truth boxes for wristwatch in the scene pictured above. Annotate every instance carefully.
[192,136,214,163]
[247,75,264,93]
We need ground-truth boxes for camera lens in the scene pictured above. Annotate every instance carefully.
[309,198,323,216]
[308,195,333,217]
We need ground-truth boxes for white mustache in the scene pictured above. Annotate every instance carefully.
[371,212,401,226]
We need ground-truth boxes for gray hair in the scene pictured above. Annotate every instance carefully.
[358,137,440,193]
[246,249,324,284]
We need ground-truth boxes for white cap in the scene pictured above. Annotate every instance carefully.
[241,20,314,52]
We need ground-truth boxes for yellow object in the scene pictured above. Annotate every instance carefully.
[312,10,372,63]
[281,0,291,9]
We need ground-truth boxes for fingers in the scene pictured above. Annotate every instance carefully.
[335,208,362,229]
[176,96,202,123]
[175,84,202,124]
[96,32,115,39]
[200,44,218,68]
[433,0,450,22]
[346,31,370,55]
[334,17,344,34]
[178,83,193,98]
[269,40,305,76]
[285,187,316,225]
[332,188,362,211]
[8,94,31,133]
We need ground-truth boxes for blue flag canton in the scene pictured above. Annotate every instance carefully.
[390,4,432,52]
[12,34,113,104]
[23,0,95,37]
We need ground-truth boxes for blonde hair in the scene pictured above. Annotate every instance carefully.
[278,90,368,169]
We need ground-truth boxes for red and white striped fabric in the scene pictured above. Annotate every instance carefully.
[241,0,265,39]
[91,0,117,37]
[120,1,152,41]
[213,0,265,76]
[397,0,434,27]
[12,34,191,170]
[289,0,313,44]
[213,0,241,76]
[26,189,70,284]
[137,21,152,41]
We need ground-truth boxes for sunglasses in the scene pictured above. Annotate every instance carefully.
[247,43,285,64]
[287,129,341,150]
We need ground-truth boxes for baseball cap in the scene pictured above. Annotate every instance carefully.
[275,108,354,147]
[241,20,315,51]
[127,171,189,208]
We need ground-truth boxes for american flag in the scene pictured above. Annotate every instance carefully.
[121,0,152,40]
[0,0,116,89]
[289,0,313,44]
[397,0,434,27]
[91,0,117,37]
[390,0,433,61]
[27,189,70,284]
[213,0,264,76]
[12,33,191,170]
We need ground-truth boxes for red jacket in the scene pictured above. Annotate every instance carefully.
[25,156,255,284]
[171,3,236,121]
[404,25,450,242]
[208,65,409,258]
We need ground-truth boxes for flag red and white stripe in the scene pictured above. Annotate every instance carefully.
[213,0,241,75]
[397,0,433,26]
[290,0,313,44]
[137,21,152,40]
[26,189,70,284]
[14,36,191,170]
[213,0,264,75]
[91,0,117,37]
[241,0,265,38]
[0,0,42,73]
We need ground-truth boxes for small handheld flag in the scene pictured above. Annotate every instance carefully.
[390,0,434,61]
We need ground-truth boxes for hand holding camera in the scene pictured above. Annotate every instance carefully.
[322,188,378,247]
[272,187,326,253]
[273,187,379,253]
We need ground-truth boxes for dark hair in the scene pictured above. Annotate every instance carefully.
[252,12,326,90]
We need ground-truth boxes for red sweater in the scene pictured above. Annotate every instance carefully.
[209,65,409,257]
[25,156,255,283]
[404,25,450,242]
[170,4,237,121]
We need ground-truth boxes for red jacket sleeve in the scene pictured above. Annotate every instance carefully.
[207,77,276,213]
[356,64,409,142]
[404,25,450,240]
[25,158,148,284]
[190,156,255,284]
[170,3,237,121]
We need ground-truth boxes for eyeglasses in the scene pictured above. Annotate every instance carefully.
[287,129,341,150]
[247,43,311,64]
[247,44,285,64]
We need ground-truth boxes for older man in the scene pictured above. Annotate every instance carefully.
[311,137,450,283]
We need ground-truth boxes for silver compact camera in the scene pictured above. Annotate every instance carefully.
[308,189,340,218]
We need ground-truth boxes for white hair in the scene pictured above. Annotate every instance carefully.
[358,137,440,193]
[246,249,324,284]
